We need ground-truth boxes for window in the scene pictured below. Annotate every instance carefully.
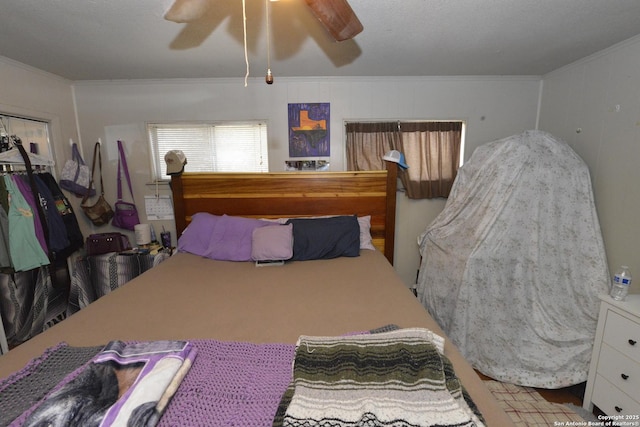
[345,121,464,199]
[148,121,268,180]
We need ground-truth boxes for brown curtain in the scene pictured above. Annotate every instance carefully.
[345,122,401,171]
[346,121,462,199]
[397,121,462,199]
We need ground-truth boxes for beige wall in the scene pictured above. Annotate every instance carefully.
[539,34,640,294]
[0,54,542,286]
[0,56,77,171]
[72,76,540,285]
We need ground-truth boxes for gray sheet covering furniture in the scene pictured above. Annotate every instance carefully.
[417,130,610,388]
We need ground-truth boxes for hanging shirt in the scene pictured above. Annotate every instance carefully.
[3,176,50,272]
[0,202,10,270]
[39,172,84,256]
[0,209,11,270]
[34,175,70,254]
[0,177,8,214]
[12,175,48,254]
[0,178,10,269]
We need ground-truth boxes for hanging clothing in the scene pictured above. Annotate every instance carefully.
[0,176,8,212]
[0,142,80,346]
[38,172,84,259]
[0,202,9,269]
[12,174,48,254]
[0,172,83,271]
[33,175,70,254]
[0,266,51,346]
[3,175,50,272]
[0,177,10,269]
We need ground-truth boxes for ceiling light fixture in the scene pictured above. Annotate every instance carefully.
[265,0,274,84]
[164,0,362,85]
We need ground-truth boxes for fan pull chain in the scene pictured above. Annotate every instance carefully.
[242,0,249,87]
[265,0,274,84]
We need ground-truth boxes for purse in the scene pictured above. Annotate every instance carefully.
[85,232,132,256]
[81,141,114,226]
[60,143,96,198]
[111,140,140,231]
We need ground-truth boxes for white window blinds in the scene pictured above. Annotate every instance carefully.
[148,122,268,179]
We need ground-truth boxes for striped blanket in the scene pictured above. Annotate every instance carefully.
[274,328,485,427]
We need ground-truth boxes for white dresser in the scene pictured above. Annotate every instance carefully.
[583,294,640,416]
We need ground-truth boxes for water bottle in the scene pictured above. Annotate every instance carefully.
[610,265,632,301]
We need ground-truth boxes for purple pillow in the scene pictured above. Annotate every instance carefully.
[177,213,220,256]
[251,224,294,261]
[206,215,271,261]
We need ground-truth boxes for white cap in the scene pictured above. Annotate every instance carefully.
[382,150,409,169]
[164,150,187,175]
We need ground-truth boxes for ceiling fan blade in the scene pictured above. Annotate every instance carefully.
[305,0,363,41]
[164,0,211,23]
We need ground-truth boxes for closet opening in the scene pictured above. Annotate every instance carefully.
[1,113,81,354]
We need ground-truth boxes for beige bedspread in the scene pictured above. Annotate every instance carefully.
[0,250,514,426]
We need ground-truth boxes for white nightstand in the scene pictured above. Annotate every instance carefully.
[583,294,640,416]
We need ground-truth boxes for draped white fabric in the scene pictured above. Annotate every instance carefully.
[417,130,610,388]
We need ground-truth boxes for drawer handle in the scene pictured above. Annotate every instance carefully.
[615,406,623,413]
[621,373,629,380]
[630,339,637,346]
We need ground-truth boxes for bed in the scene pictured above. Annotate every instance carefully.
[0,163,514,426]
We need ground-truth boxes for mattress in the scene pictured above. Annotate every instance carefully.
[0,249,514,426]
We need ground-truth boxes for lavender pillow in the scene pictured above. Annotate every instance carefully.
[177,213,220,256]
[206,215,271,261]
[251,224,294,261]
[357,215,375,251]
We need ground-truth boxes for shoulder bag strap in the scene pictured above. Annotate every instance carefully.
[71,143,85,164]
[71,143,84,180]
[14,139,48,245]
[97,143,105,196]
[116,140,135,203]
[82,142,102,205]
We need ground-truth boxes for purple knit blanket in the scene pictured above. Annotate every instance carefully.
[1,340,296,427]
[158,340,296,427]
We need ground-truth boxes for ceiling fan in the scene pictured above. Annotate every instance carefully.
[164,0,363,42]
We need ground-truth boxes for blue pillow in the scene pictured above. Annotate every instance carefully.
[286,215,360,261]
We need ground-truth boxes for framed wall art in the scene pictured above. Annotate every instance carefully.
[288,103,330,157]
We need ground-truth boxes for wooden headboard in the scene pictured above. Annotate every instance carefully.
[170,162,398,264]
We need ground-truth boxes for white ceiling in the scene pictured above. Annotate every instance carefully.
[1,0,640,81]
